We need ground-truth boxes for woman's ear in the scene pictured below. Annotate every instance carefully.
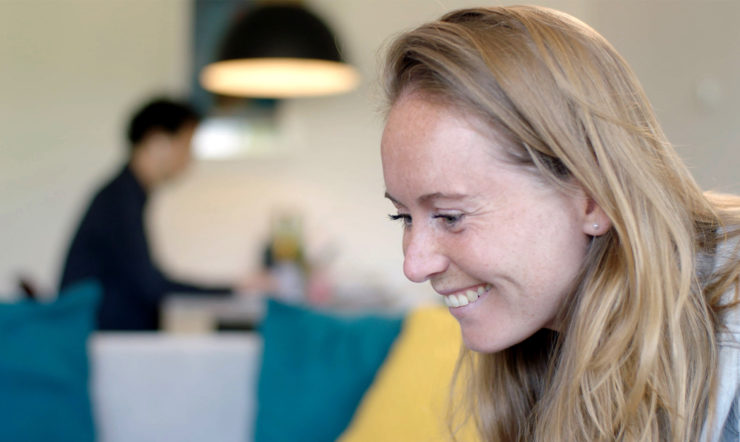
[583,197,612,236]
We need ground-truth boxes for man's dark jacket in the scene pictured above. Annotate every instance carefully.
[60,166,228,330]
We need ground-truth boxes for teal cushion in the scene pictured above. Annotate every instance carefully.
[0,279,101,442]
[255,299,403,442]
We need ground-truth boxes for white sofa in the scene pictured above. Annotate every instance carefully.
[90,333,262,442]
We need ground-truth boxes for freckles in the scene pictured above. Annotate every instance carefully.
[401,234,410,255]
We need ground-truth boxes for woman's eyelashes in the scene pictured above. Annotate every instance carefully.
[388,213,412,228]
[388,212,464,230]
[433,213,463,228]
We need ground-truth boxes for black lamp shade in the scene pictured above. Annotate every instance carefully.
[219,5,343,62]
[201,4,359,98]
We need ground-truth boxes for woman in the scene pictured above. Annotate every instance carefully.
[380,6,739,441]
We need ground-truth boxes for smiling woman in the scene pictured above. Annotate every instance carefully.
[380,6,740,442]
[382,95,600,354]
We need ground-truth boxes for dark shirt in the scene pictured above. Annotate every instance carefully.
[60,165,230,330]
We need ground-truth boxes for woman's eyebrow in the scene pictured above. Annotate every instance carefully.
[385,191,470,207]
[384,191,403,207]
[418,192,468,204]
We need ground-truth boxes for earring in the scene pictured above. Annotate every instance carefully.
[592,223,600,231]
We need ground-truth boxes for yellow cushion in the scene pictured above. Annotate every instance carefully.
[339,306,478,441]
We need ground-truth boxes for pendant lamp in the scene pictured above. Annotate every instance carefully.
[200,3,360,98]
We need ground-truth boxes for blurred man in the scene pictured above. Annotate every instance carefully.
[59,98,230,330]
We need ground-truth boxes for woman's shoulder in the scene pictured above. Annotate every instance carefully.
[700,217,740,440]
[718,397,739,442]
[712,309,740,442]
[713,233,740,441]
[715,231,740,337]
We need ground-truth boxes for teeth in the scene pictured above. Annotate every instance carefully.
[465,289,479,302]
[444,285,490,308]
[447,294,459,307]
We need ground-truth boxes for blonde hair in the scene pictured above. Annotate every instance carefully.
[382,6,740,441]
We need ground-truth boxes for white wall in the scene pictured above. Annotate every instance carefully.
[1,1,738,304]
[587,1,740,194]
[0,0,191,296]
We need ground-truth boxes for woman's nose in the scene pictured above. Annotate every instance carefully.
[402,228,448,283]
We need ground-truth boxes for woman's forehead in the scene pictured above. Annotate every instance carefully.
[382,94,514,168]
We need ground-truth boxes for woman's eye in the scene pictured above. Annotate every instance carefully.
[433,213,463,228]
[388,213,412,227]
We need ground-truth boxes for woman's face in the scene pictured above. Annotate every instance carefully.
[381,93,596,353]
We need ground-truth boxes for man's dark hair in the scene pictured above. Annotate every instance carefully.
[126,98,201,148]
